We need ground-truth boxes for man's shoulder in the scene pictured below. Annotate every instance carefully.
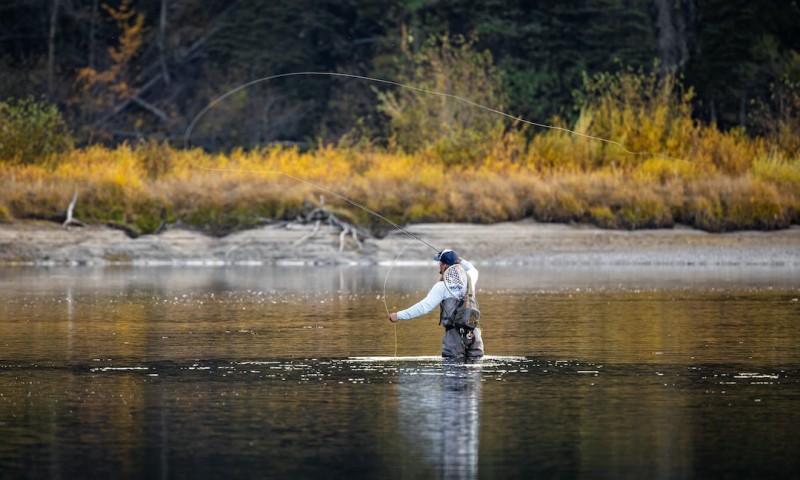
[431,280,448,294]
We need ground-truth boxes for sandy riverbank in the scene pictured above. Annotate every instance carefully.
[0,220,799,267]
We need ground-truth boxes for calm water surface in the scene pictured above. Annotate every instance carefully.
[1,265,798,479]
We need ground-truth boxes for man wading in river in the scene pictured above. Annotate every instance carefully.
[389,249,484,359]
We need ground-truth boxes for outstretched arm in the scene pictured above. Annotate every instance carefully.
[388,282,448,322]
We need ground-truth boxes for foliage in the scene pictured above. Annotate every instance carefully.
[0,97,74,165]
[0,123,797,235]
[682,0,800,129]
[135,139,175,179]
[570,65,697,170]
[74,0,146,141]
[1,1,798,145]
[1,32,798,234]
[751,50,800,158]
[680,177,791,231]
[375,35,507,166]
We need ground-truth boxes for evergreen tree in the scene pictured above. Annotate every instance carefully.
[687,0,773,127]
[0,0,797,146]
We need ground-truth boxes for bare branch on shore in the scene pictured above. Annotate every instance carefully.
[63,189,86,229]
[291,199,368,251]
[292,220,321,247]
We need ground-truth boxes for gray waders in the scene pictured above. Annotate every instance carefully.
[442,326,484,359]
[439,295,484,359]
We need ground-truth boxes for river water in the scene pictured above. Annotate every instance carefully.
[1,265,798,479]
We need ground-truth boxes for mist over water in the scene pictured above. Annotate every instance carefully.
[1,265,798,478]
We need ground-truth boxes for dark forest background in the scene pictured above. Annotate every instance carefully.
[1,0,799,150]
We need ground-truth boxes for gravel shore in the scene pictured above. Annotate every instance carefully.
[1,220,798,267]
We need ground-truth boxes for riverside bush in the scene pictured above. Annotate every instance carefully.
[375,35,506,166]
[0,97,73,165]
[0,142,797,234]
[0,63,798,233]
[571,66,696,170]
[682,177,790,231]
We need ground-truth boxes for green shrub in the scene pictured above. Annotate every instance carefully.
[375,35,506,165]
[0,97,73,165]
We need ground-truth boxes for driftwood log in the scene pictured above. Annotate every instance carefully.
[62,190,86,229]
[292,198,368,251]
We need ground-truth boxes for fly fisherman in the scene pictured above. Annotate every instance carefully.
[389,249,484,359]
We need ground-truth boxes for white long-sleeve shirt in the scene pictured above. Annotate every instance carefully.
[397,261,479,321]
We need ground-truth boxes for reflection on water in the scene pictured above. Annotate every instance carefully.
[0,265,799,478]
[396,361,482,479]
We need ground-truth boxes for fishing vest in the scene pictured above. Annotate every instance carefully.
[439,280,481,330]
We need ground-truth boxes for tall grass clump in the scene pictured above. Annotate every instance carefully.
[750,152,800,223]
[681,176,791,231]
[135,140,176,179]
[522,171,676,229]
[54,144,154,232]
[1,165,72,221]
[751,151,800,187]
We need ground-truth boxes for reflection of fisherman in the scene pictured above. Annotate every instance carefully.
[396,362,482,479]
[388,249,484,359]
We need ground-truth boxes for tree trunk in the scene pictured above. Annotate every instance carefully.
[654,0,678,72]
[88,0,98,69]
[158,0,170,84]
[654,0,696,73]
[47,0,61,97]
[739,94,747,126]
[709,99,717,125]
[676,0,696,70]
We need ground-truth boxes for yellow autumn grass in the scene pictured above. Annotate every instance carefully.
[0,121,798,234]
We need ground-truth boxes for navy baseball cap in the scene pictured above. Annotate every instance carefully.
[434,249,459,265]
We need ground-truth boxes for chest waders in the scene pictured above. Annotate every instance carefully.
[439,283,481,350]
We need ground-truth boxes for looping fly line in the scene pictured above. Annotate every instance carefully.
[185,71,657,261]
[184,71,657,355]
[183,71,650,156]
